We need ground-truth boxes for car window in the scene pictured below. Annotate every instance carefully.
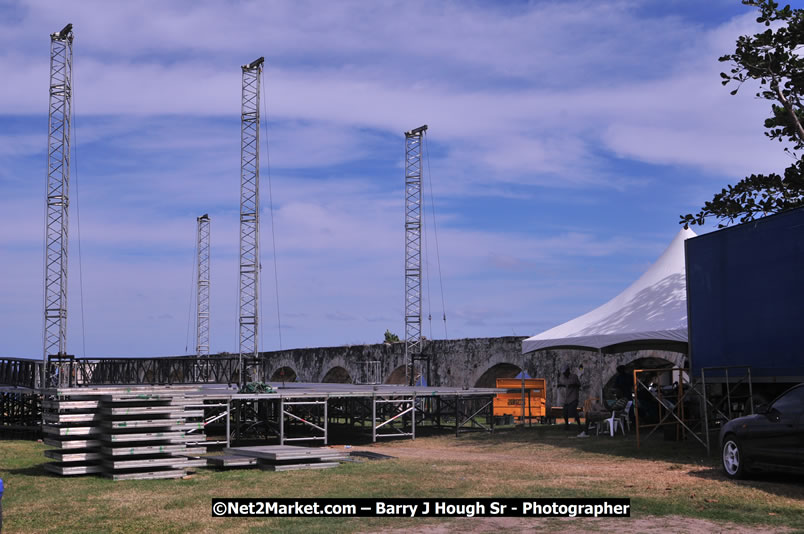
[770,386,804,415]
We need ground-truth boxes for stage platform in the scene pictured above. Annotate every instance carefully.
[40,382,501,398]
[37,382,501,446]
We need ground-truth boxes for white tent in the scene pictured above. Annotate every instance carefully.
[522,227,696,354]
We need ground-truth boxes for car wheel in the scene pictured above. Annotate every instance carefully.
[722,435,747,479]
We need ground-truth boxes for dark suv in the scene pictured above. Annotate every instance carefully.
[719,383,804,479]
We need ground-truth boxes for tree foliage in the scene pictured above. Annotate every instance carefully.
[681,0,804,227]
[384,329,400,343]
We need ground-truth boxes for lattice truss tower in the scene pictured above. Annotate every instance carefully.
[43,24,73,361]
[404,125,428,378]
[196,214,211,357]
[238,57,264,376]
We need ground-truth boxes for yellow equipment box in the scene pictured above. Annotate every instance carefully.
[494,378,546,419]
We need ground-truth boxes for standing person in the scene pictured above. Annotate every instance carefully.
[614,365,634,400]
[614,365,635,423]
[558,367,581,431]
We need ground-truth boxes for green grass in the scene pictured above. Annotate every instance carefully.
[1,426,803,533]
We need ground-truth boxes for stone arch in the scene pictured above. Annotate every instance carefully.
[526,348,686,407]
[601,353,685,400]
[385,365,408,385]
[270,366,297,382]
[474,362,522,388]
[322,366,352,384]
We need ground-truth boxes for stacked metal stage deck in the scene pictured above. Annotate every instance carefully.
[40,382,500,479]
[42,385,209,480]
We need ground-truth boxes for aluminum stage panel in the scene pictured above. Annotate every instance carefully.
[206,455,258,467]
[104,469,186,481]
[180,382,502,401]
[42,424,101,436]
[102,456,190,470]
[43,412,101,424]
[224,445,349,462]
[42,399,100,410]
[44,462,104,476]
[102,444,189,456]
[104,431,191,443]
[43,438,102,449]
[44,450,102,462]
[259,461,340,472]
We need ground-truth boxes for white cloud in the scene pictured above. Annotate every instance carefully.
[0,0,790,356]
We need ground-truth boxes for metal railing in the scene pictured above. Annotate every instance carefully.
[73,357,264,386]
[0,358,42,389]
[0,356,271,388]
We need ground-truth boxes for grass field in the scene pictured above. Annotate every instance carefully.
[1,425,802,533]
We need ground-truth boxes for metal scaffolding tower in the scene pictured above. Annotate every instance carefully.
[43,23,73,364]
[196,214,211,358]
[404,125,428,385]
[238,57,264,383]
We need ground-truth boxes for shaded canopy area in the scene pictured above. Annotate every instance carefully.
[601,356,677,399]
[523,228,695,354]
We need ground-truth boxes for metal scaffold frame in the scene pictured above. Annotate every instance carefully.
[43,24,73,367]
[404,125,428,385]
[238,57,264,384]
[372,394,416,442]
[280,397,328,445]
[626,365,756,454]
[699,366,754,454]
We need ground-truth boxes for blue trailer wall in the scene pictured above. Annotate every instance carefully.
[685,207,804,378]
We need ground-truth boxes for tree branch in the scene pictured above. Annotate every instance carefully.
[772,77,804,144]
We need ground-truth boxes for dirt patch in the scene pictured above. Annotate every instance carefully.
[362,515,792,534]
[342,432,803,533]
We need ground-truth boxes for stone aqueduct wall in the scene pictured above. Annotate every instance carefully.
[252,336,685,407]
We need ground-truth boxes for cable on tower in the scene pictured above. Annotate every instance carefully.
[260,68,283,350]
[423,134,448,339]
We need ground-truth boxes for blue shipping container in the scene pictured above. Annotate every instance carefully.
[685,207,804,379]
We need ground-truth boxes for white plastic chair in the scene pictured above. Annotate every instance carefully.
[600,411,625,436]
[618,400,633,433]
[594,414,609,436]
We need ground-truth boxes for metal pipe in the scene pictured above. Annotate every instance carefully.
[372,394,376,443]
[279,397,284,445]
[225,398,231,447]
[412,394,416,440]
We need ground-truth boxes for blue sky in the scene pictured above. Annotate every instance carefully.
[0,0,795,358]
